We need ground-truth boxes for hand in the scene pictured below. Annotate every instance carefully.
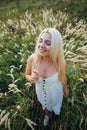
[30,69,39,83]
[63,87,69,97]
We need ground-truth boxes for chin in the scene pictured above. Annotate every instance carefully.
[38,52,46,56]
[38,53,45,56]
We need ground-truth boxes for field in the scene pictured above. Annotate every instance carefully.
[0,0,87,130]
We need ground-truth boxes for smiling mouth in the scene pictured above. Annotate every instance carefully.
[39,49,46,52]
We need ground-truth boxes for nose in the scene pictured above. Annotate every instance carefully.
[40,41,45,47]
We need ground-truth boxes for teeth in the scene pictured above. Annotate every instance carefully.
[40,49,45,52]
[40,51,46,52]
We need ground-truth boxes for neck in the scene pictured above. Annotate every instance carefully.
[41,56,52,62]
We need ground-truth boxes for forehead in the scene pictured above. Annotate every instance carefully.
[39,32,51,40]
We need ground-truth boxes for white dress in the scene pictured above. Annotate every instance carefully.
[35,72,63,115]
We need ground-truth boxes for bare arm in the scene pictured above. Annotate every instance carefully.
[25,54,39,83]
[63,63,69,96]
[63,76,69,96]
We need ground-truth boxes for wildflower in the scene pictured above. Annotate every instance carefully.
[78,78,84,82]
[0,93,3,98]
[6,73,14,82]
[25,82,32,86]
[8,83,21,93]
[0,110,6,119]
[16,105,21,110]
[83,93,87,104]
[8,83,17,89]
[0,33,4,39]
[0,112,9,126]
[25,118,37,130]
[7,118,11,130]
[7,19,13,26]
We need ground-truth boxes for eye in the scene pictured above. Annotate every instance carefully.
[39,39,43,43]
[45,41,51,46]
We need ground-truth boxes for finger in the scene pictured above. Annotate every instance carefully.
[31,75,38,81]
[32,70,39,75]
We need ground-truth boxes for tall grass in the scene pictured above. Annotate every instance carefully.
[0,8,87,130]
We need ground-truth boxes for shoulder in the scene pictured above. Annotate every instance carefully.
[26,53,35,70]
[27,53,35,62]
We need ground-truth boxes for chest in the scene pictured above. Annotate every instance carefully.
[37,62,57,78]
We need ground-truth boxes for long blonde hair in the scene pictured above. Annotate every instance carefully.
[33,28,66,85]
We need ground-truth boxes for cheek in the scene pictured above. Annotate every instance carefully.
[37,44,40,48]
[47,46,51,51]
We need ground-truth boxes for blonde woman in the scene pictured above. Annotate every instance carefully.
[26,28,69,126]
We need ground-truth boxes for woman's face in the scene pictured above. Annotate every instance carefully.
[37,32,51,57]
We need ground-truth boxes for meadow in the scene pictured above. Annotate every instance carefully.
[0,0,87,130]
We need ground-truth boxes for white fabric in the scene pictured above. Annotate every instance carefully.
[35,72,63,115]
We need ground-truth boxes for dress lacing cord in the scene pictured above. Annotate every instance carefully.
[42,79,47,107]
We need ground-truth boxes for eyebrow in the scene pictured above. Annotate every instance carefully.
[45,40,51,42]
[39,38,51,42]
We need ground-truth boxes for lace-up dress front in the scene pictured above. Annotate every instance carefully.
[35,72,63,115]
